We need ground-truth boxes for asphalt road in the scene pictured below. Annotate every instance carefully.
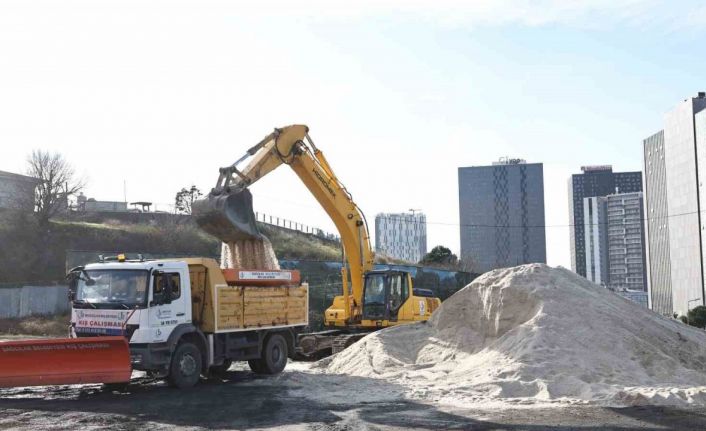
[1,365,706,430]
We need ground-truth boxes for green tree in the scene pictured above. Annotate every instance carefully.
[686,306,706,329]
[175,185,203,214]
[421,245,458,266]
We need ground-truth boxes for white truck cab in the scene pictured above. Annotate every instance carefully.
[71,259,190,345]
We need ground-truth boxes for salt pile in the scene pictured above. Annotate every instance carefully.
[327,264,706,407]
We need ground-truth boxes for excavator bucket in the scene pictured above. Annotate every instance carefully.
[0,336,131,388]
[192,188,263,241]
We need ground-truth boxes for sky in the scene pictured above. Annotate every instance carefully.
[1,0,705,268]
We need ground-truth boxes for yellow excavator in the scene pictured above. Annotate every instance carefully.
[192,125,441,356]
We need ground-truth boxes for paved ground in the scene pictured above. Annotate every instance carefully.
[1,365,706,430]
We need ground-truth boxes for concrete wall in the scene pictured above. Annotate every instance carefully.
[0,172,36,211]
[0,285,69,318]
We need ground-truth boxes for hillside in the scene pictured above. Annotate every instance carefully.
[258,223,341,261]
[0,212,341,283]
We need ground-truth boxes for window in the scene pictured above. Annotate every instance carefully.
[76,269,149,308]
[364,274,386,305]
[154,272,181,300]
[389,275,403,311]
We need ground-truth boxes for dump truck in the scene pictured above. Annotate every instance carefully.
[0,255,307,389]
[192,124,441,357]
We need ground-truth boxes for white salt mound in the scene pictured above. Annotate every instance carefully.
[326,264,706,407]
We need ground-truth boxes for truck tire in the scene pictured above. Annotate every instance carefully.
[260,334,288,375]
[167,342,202,389]
[248,359,265,374]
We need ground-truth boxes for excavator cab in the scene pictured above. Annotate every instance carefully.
[361,270,410,322]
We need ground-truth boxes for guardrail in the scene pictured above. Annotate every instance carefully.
[255,212,340,242]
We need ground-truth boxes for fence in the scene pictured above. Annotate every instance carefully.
[2,259,475,324]
[255,212,340,242]
[0,284,70,319]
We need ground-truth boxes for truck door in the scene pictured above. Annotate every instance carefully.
[148,270,187,343]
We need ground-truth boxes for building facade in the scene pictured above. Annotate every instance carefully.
[374,212,427,263]
[642,130,672,315]
[0,170,38,211]
[582,192,648,296]
[568,166,642,278]
[583,196,608,285]
[605,192,646,292]
[458,159,546,273]
[643,93,706,316]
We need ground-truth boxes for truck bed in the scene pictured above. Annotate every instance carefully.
[185,258,308,333]
[216,284,308,332]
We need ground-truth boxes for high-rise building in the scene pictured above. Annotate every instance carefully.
[582,192,648,296]
[643,130,672,315]
[605,192,646,292]
[458,158,546,273]
[643,92,706,316]
[568,166,642,278]
[583,196,608,285]
[375,212,427,263]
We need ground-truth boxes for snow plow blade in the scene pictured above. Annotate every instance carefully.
[192,188,262,242]
[0,336,131,388]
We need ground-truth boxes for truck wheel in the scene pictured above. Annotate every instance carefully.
[168,342,202,389]
[260,334,288,375]
[209,359,233,376]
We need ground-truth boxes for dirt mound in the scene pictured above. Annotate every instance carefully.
[326,264,706,407]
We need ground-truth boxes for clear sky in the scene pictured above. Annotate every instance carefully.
[1,0,705,268]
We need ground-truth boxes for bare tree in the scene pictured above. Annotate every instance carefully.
[26,150,85,226]
[175,185,203,215]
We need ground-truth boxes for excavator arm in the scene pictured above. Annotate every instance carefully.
[192,125,374,323]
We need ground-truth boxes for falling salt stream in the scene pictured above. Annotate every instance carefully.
[221,237,280,270]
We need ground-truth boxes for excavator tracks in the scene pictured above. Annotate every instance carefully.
[331,334,366,355]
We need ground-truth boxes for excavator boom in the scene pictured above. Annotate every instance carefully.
[193,125,374,323]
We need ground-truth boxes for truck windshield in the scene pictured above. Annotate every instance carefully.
[76,270,149,308]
